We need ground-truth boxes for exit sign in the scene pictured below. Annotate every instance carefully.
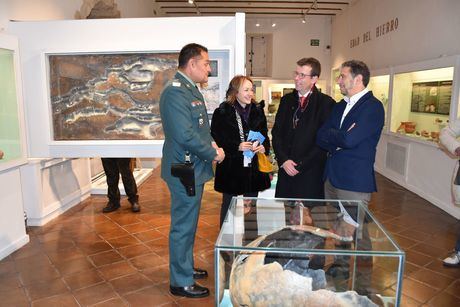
[310,39,320,46]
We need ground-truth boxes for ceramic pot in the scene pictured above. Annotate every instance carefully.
[403,122,416,134]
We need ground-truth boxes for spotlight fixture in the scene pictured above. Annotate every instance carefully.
[187,0,200,15]
[300,0,319,23]
[255,22,260,27]
[271,23,276,27]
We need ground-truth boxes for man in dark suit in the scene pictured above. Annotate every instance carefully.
[316,60,384,203]
[272,57,335,199]
[317,60,384,295]
[159,43,225,298]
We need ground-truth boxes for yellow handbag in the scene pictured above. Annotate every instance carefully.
[257,152,273,173]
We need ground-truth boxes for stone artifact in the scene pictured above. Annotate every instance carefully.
[229,226,377,307]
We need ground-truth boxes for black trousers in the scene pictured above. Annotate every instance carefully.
[220,191,258,227]
[101,158,138,205]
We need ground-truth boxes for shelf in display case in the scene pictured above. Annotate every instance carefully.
[0,34,27,172]
[215,197,405,307]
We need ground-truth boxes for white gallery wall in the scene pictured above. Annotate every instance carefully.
[331,0,460,218]
[247,16,332,92]
[331,0,460,70]
[0,0,155,30]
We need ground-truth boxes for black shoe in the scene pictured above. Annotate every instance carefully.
[193,267,208,279]
[102,202,120,213]
[130,201,140,213]
[169,283,209,298]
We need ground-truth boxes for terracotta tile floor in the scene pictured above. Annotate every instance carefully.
[1,169,459,306]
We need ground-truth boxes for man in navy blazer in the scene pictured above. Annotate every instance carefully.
[317,60,384,295]
[317,60,384,204]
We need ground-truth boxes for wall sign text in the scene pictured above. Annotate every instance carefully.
[350,18,399,48]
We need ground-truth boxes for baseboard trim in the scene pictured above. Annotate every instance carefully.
[0,235,29,260]
[27,184,92,226]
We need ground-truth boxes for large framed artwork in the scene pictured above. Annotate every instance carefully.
[47,50,230,142]
[48,52,178,141]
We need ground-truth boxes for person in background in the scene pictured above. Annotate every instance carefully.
[211,75,271,228]
[439,120,460,267]
[272,57,335,200]
[159,43,225,298]
[101,158,140,213]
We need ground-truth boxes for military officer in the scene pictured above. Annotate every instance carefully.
[159,43,225,298]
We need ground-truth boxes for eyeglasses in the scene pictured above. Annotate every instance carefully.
[293,71,313,79]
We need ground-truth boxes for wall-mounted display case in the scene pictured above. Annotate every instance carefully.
[331,68,342,102]
[368,75,390,128]
[391,66,453,142]
[215,197,404,307]
[0,35,27,172]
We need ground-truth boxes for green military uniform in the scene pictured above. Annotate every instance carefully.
[159,71,216,287]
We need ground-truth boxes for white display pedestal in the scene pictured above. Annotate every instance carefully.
[91,168,153,195]
[20,158,92,226]
[0,167,29,260]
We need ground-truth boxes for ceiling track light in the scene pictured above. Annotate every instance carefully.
[300,0,319,24]
[187,0,200,15]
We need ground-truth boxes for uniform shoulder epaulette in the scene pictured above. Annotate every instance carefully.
[167,78,181,87]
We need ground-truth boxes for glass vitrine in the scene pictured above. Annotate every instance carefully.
[215,197,404,306]
[391,67,453,142]
[368,75,390,128]
[0,35,27,171]
[331,68,342,102]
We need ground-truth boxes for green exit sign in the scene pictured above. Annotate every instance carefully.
[310,39,320,46]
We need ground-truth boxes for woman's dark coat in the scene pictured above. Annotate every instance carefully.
[211,101,271,195]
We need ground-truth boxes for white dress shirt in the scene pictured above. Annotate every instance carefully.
[340,88,369,128]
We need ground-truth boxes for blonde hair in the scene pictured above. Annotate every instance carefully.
[225,75,254,105]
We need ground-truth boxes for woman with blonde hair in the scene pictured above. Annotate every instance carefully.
[211,75,271,227]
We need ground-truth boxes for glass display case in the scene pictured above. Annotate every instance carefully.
[331,68,342,102]
[0,35,27,172]
[368,75,390,128]
[391,67,453,142]
[215,197,404,306]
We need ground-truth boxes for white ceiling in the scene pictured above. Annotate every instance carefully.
[154,0,353,18]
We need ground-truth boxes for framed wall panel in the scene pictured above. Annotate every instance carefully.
[46,49,230,143]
